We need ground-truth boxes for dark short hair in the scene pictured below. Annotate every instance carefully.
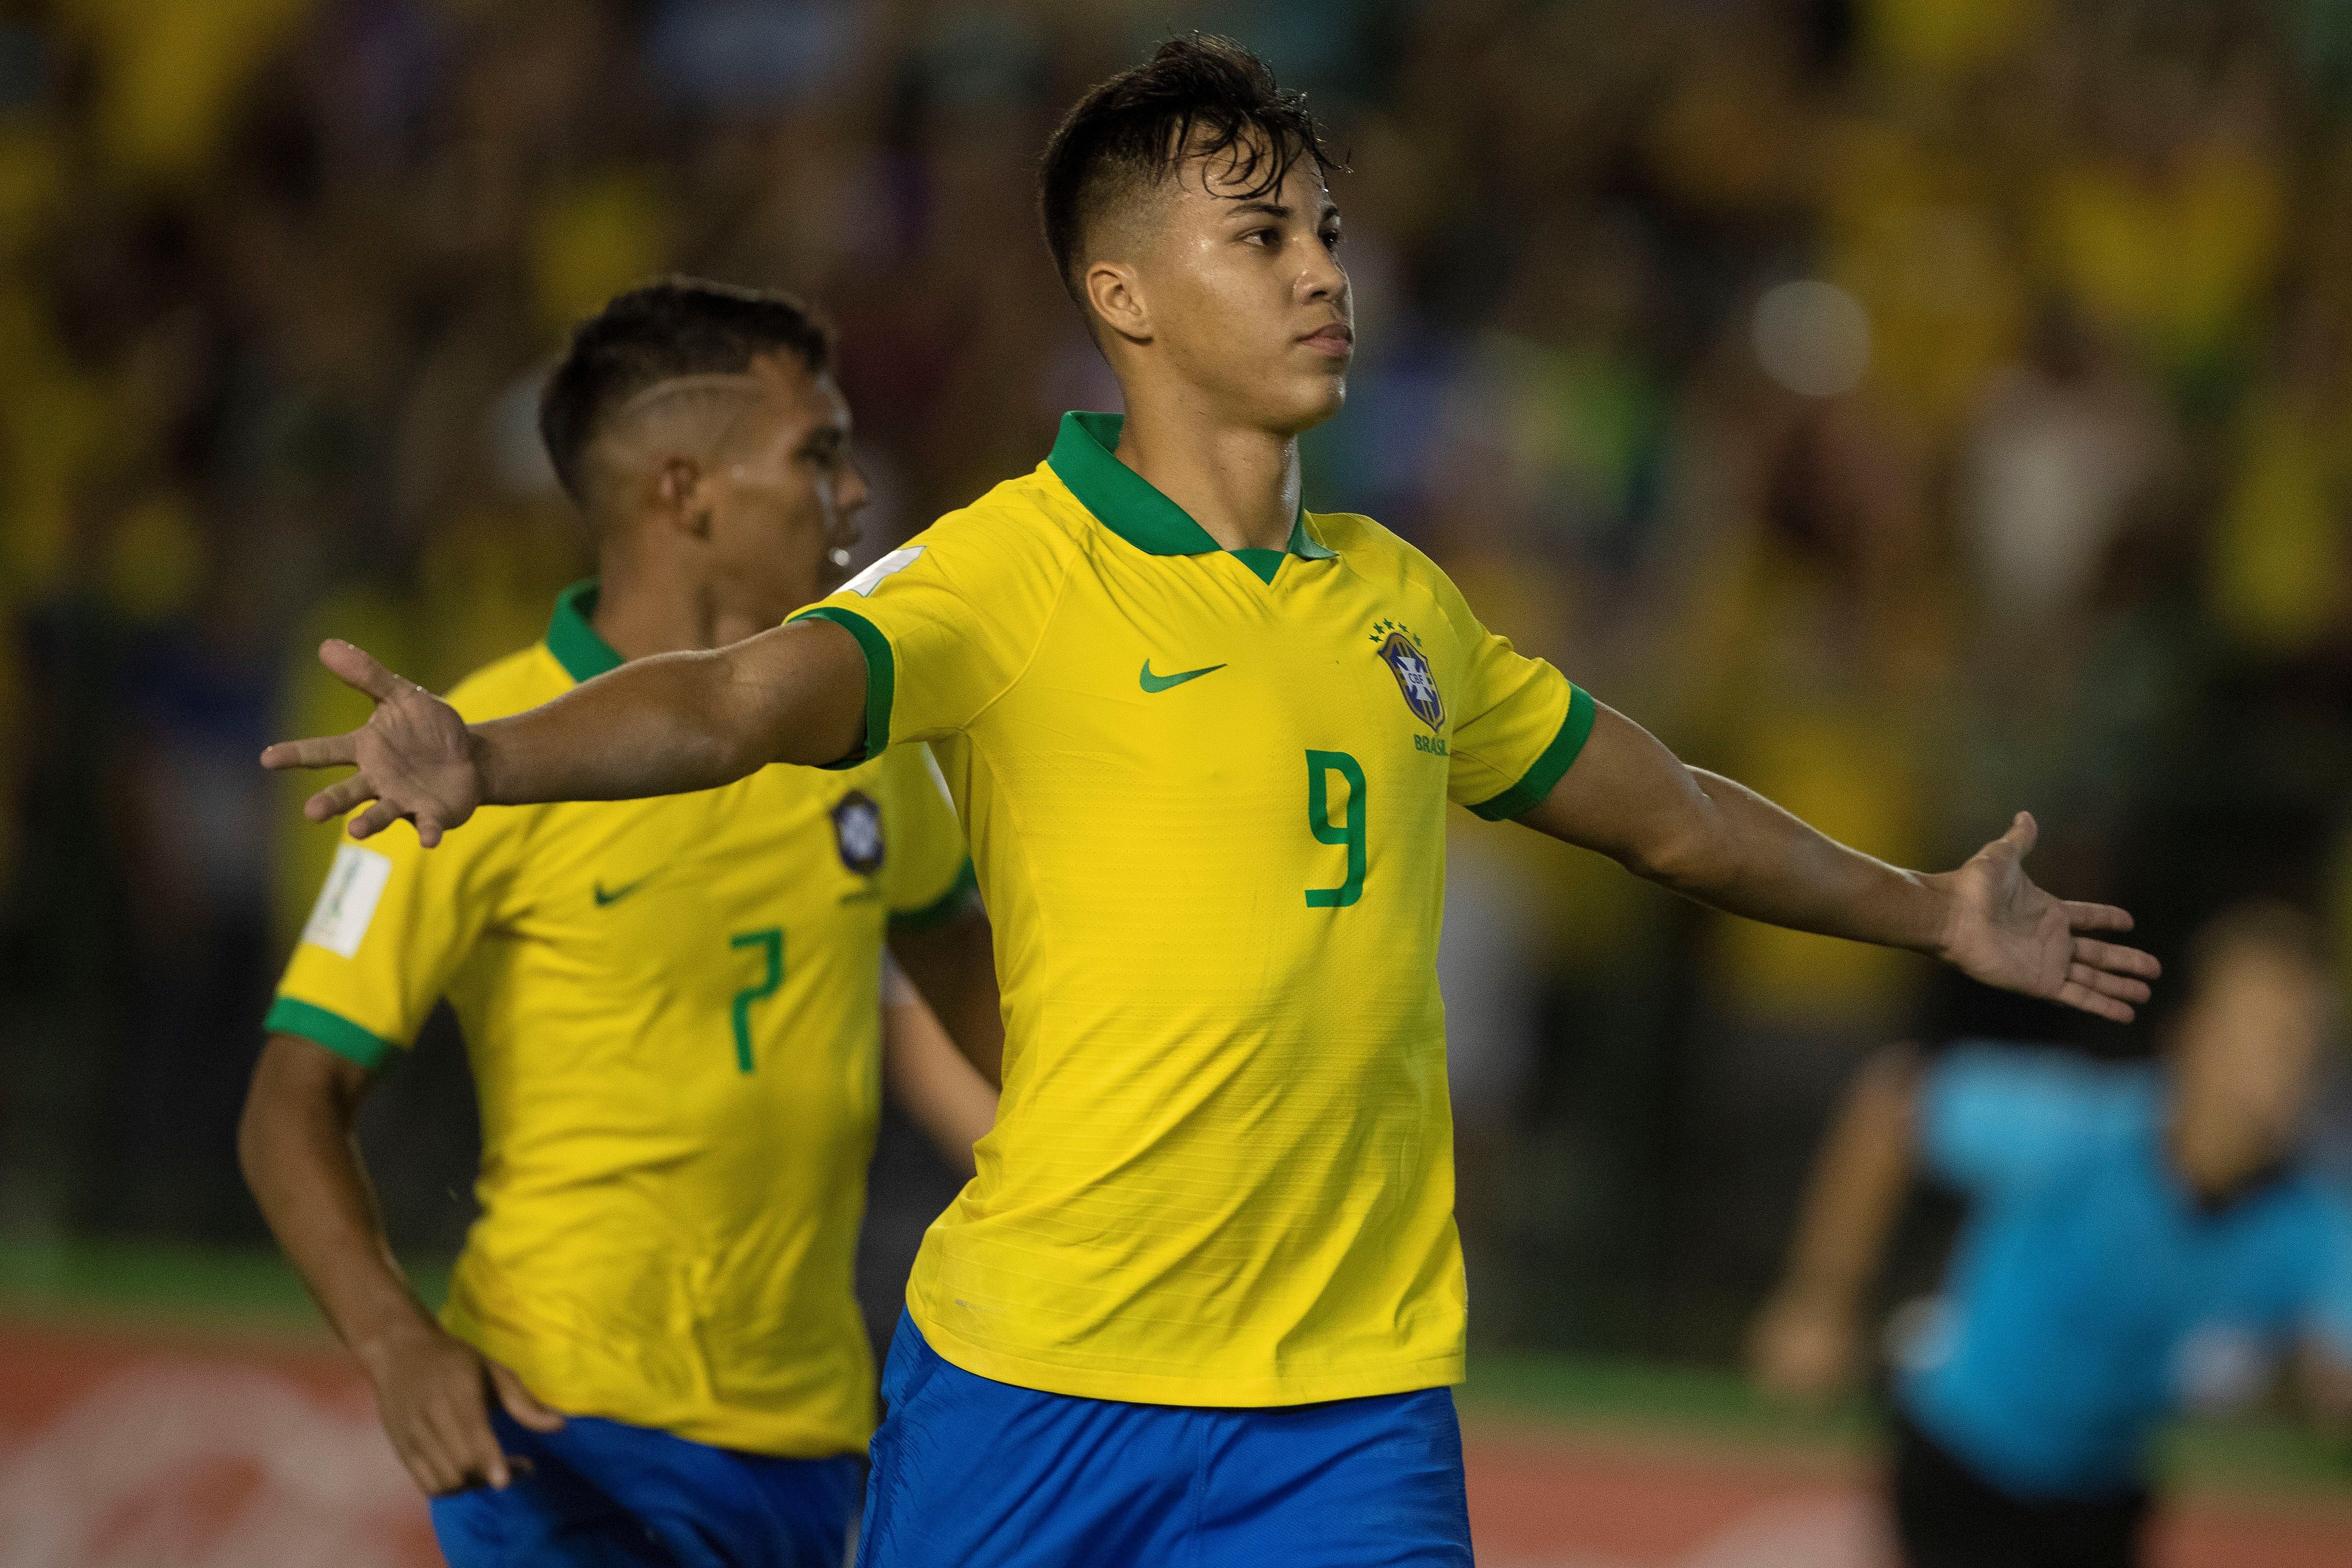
[538,277,834,504]
[1038,34,1341,304]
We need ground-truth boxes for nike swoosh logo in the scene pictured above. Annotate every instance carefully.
[593,875,653,907]
[1139,659,1226,694]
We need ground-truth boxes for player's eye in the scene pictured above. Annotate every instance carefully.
[1244,226,1279,247]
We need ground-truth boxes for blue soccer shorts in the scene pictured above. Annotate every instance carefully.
[856,1311,1473,1567]
[430,1406,862,1568]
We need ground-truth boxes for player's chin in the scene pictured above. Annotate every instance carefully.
[1263,368,1347,433]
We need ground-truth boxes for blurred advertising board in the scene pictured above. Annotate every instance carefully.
[2,1301,2346,1568]
[0,1321,437,1568]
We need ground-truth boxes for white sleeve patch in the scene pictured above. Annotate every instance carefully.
[842,545,924,597]
[300,843,394,958]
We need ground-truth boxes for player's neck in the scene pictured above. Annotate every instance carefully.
[2166,1101,2282,1206]
[589,555,775,663]
[1110,392,1302,553]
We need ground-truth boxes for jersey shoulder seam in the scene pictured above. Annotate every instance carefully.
[1316,510,1459,627]
[946,489,1084,731]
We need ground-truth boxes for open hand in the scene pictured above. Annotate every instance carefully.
[356,1318,564,1495]
[1937,813,2160,1023]
[261,641,481,846]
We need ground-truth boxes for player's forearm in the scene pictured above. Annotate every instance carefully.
[882,997,998,1176]
[1522,707,1956,957]
[1643,770,1954,956]
[471,620,868,805]
[1773,1045,1920,1309]
[238,1038,440,1360]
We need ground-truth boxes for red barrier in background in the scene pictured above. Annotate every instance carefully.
[0,1323,439,1568]
[4,1321,2348,1568]
[1463,1419,2352,1568]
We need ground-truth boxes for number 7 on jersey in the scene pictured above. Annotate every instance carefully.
[729,927,784,1072]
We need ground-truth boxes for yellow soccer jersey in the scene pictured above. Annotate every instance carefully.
[790,412,1592,1406]
[269,582,972,1457]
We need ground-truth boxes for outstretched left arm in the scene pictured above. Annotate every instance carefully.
[1517,703,2160,1021]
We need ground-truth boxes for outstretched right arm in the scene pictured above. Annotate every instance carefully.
[261,619,867,845]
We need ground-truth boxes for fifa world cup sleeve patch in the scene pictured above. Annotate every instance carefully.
[842,546,925,597]
[300,843,394,957]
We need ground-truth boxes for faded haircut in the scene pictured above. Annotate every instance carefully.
[1038,34,1343,305]
[539,277,834,505]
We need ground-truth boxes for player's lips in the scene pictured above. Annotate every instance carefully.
[1298,323,1354,357]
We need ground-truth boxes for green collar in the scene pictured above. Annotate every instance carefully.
[546,578,625,684]
[1046,411,1337,563]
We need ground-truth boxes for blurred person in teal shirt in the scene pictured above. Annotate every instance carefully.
[1750,902,2352,1568]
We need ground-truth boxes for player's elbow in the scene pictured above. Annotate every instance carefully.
[1615,772,1731,892]
[1618,815,1716,891]
[700,721,774,784]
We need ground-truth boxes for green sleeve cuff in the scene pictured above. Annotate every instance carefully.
[264,996,400,1070]
[788,605,895,769]
[1468,684,1597,821]
[889,858,979,932]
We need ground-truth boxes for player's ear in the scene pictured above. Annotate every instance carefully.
[1086,259,1152,345]
[651,455,714,540]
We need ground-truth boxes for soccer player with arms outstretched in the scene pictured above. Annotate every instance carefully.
[241,281,999,1568]
[263,42,2159,1567]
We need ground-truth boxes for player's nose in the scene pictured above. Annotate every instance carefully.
[1297,242,1345,305]
[838,455,873,516]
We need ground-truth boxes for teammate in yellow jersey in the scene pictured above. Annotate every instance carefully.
[261,39,2162,1568]
[238,281,1000,1568]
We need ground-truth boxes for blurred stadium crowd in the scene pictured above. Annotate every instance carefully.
[5,0,2352,1363]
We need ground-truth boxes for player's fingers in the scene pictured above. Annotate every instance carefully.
[1995,810,2037,857]
[394,1423,459,1495]
[434,1391,510,1490]
[347,799,403,840]
[488,1362,567,1433]
[2068,961,2152,1006]
[305,774,379,820]
[2055,981,2134,1025]
[2062,901,2135,934]
[2073,937,2162,979]
[415,811,444,850]
[261,732,359,772]
[319,639,410,704]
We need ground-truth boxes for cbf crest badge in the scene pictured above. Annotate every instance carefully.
[1372,620,1445,732]
[831,790,885,875]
